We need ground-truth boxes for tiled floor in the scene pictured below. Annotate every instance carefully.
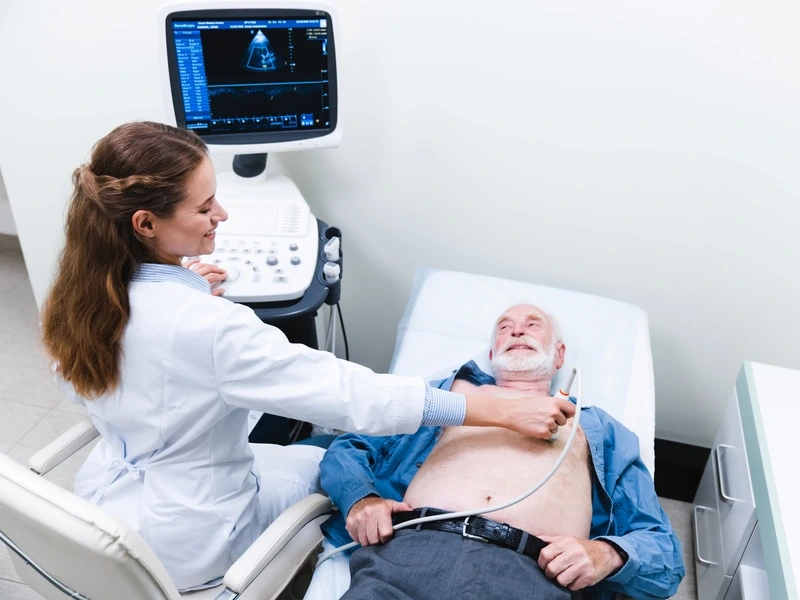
[0,233,698,599]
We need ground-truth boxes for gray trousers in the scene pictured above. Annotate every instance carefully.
[341,528,583,600]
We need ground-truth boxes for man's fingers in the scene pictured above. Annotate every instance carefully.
[538,534,557,543]
[392,501,413,513]
[366,520,382,546]
[183,258,200,267]
[544,548,574,580]
[556,564,581,589]
[538,539,564,570]
[378,517,395,544]
[211,288,225,297]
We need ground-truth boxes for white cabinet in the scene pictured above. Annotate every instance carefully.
[693,389,764,600]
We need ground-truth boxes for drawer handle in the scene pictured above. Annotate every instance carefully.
[692,505,718,566]
[715,444,741,503]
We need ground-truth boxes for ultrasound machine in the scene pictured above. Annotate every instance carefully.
[160,1,344,442]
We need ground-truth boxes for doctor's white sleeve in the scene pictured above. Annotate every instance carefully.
[213,304,427,436]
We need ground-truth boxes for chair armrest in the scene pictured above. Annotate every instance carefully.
[28,417,99,475]
[223,493,332,594]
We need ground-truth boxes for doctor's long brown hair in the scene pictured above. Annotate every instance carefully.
[41,122,208,399]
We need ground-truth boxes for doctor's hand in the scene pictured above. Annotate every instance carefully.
[184,258,227,296]
[464,395,575,440]
[346,496,412,547]
[537,536,625,591]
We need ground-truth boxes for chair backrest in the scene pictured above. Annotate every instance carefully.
[389,268,656,474]
[0,453,181,600]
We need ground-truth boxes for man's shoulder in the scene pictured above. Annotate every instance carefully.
[579,404,641,454]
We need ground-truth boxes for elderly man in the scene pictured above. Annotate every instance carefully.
[315,304,684,600]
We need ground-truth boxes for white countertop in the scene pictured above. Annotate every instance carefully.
[737,361,800,600]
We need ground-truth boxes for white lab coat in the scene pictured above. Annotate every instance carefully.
[64,274,424,591]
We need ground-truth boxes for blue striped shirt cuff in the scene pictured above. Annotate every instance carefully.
[421,383,466,426]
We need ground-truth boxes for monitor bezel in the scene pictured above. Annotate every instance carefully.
[163,7,338,147]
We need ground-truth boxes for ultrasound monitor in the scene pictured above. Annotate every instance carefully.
[160,3,341,154]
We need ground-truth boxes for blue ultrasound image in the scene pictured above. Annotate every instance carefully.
[241,30,278,72]
[195,26,329,134]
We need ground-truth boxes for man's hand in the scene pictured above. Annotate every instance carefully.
[345,496,412,547]
[184,258,227,296]
[537,536,625,591]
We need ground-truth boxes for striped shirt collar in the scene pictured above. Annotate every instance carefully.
[130,263,210,294]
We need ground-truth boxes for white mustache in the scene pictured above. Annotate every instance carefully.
[500,335,542,354]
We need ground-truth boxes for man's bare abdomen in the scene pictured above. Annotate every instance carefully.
[403,380,593,538]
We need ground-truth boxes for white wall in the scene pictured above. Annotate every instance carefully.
[0,169,16,236]
[1,0,798,446]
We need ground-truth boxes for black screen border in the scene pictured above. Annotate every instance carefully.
[165,8,338,145]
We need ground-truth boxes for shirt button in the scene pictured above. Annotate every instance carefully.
[416,462,423,468]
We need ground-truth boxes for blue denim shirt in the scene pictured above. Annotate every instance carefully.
[320,361,685,600]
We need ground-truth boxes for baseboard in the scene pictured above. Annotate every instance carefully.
[654,438,710,502]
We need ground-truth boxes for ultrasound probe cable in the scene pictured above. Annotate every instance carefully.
[317,367,584,564]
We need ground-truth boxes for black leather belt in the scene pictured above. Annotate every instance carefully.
[392,508,547,561]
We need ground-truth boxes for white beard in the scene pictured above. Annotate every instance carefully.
[491,337,557,378]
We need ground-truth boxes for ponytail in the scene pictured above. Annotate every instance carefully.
[42,122,207,399]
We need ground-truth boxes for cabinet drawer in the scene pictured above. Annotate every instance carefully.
[724,565,771,600]
[694,453,732,600]
[715,390,757,575]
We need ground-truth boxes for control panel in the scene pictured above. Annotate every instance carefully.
[200,214,319,302]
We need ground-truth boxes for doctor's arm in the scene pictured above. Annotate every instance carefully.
[213,305,574,438]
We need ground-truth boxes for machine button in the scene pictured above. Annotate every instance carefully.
[245,260,252,265]
[242,249,252,254]
[289,243,298,251]
[214,259,222,264]
[273,276,289,283]
[252,266,260,273]
[229,248,239,254]
[267,256,279,266]
[268,248,278,255]
[255,249,265,254]
[253,275,260,283]
[226,268,241,282]
[274,269,284,274]
[290,256,301,265]
[217,248,227,253]
[229,257,241,262]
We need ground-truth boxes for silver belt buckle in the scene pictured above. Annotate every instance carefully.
[461,517,489,543]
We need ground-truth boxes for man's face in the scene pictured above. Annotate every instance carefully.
[489,304,564,378]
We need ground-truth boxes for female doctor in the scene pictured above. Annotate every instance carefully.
[41,121,576,591]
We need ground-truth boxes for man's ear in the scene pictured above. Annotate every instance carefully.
[131,210,156,239]
[555,342,566,370]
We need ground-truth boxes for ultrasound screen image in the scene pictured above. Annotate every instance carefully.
[170,17,332,136]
